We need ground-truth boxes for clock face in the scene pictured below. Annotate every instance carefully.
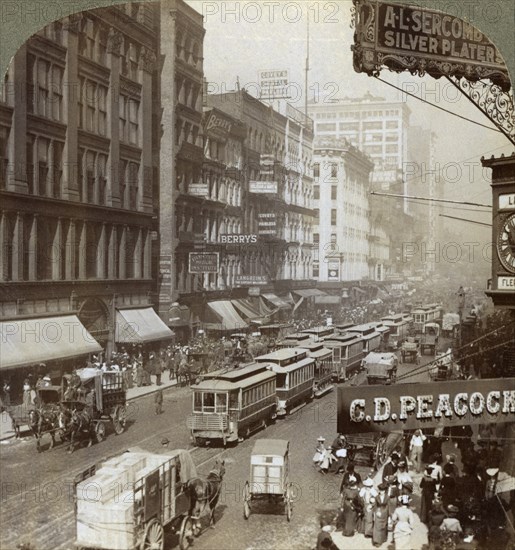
[497,213,515,273]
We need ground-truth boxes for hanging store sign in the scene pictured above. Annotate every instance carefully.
[206,112,233,134]
[250,181,278,194]
[258,213,277,236]
[337,378,515,434]
[235,275,269,286]
[188,183,209,197]
[188,252,219,273]
[352,0,511,92]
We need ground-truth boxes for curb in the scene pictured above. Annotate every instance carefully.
[126,379,180,403]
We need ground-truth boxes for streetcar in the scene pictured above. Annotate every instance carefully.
[300,325,335,340]
[255,348,315,417]
[299,341,334,397]
[411,304,443,333]
[322,332,364,382]
[274,332,313,349]
[380,314,410,349]
[344,323,382,354]
[334,322,357,334]
[187,362,277,446]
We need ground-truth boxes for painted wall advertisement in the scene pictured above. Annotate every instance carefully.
[337,378,515,434]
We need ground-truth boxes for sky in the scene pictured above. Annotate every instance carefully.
[185,0,513,264]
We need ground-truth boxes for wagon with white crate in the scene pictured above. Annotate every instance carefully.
[74,448,197,550]
[243,439,294,521]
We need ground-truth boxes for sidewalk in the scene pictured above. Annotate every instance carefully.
[0,375,181,442]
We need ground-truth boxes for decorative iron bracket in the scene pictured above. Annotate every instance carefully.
[446,76,515,146]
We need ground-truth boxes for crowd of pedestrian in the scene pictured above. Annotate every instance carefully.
[315,429,513,550]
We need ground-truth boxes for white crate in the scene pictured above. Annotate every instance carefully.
[77,490,134,550]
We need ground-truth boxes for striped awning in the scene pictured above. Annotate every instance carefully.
[206,301,248,331]
[262,293,292,310]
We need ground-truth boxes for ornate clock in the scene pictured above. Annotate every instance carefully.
[497,212,515,273]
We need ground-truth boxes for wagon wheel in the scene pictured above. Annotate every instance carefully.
[95,421,106,443]
[112,404,127,435]
[285,483,293,522]
[141,518,164,550]
[179,515,194,550]
[243,481,251,519]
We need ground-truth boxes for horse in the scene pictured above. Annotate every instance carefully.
[177,364,191,387]
[28,407,60,452]
[59,407,95,454]
[187,459,226,535]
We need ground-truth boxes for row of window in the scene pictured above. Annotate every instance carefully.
[289,364,314,388]
[22,134,141,208]
[313,109,400,119]
[26,54,141,146]
[242,381,275,408]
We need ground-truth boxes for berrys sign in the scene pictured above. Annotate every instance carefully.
[337,378,515,434]
[352,0,510,91]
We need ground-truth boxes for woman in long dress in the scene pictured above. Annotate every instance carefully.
[392,495,415,550]
[372,483,389,547]
[420,466,437,524]
[341,479,361,537]
[22,381,32,409]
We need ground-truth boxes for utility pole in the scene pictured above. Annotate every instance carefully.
[304,14,310,117]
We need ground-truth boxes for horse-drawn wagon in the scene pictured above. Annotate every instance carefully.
[346,431,405,470]
[7,384,62,451]
[74,448,198,550]
[400,339,419,364]
[243,439,294,521]
[60,369,127,452]
[363,352,398,385]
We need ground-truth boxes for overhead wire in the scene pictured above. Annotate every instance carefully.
[395,318,515,382]
[374,76,503,134]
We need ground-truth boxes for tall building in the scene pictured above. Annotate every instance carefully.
[206,90,316,286]
[407,127,441,274]
[157,0,205,329]
[312,137,375,282]
[0,4,178,390]
[308,92,421,277]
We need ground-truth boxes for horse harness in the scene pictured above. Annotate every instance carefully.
[190,471,223,520]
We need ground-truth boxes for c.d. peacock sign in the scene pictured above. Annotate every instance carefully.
[337,378,515,434]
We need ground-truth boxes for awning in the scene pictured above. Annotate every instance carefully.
[115,307,175,344]
[353,287,366,295]
[231,299,270,323]
[262,293,291,310]
[314,295,341,305]
[293,289,328,298]
[206,301,248,331]
[0,315,102,370]
[258,297,275,316]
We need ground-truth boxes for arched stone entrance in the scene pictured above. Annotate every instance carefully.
[78,297,111,355]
